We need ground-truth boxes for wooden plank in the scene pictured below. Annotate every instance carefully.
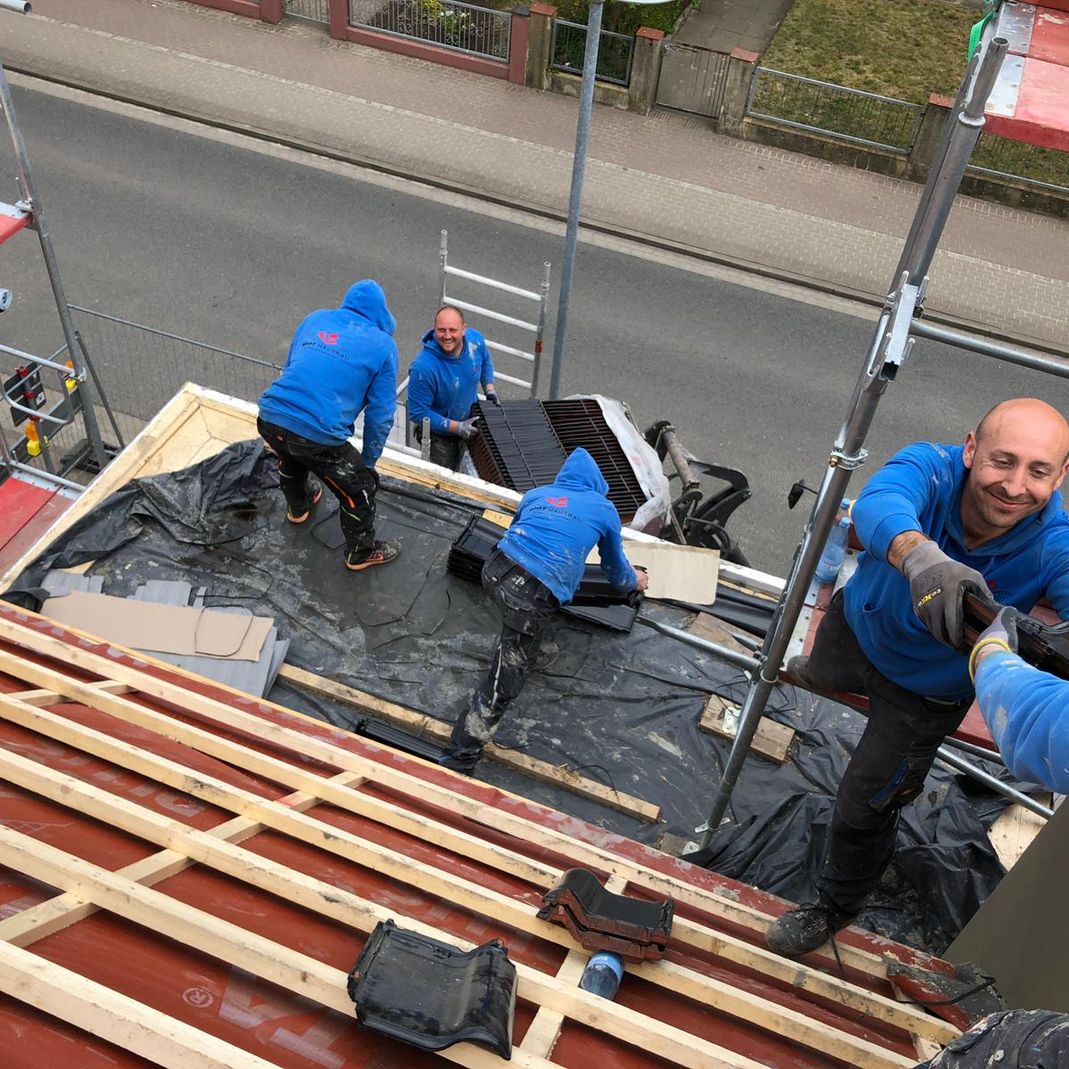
[278,662,660,822]
[482,508,514,528]
[0,681,957,1045]
[0,747,772,1069]
[0,611,893,982]
[988,802,1048,871]
[699,694,795,765]
[0,940,280,1069]
[6,681,134,706]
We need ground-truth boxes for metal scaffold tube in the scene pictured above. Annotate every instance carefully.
[697,32,1010,850]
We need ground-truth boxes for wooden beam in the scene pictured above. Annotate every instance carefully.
[0,940,280,1069]
[0,612,892,982]
[278,663,660,822]
[699,694,795,764]
[0,687,956,1047]
[0,747,774,1069]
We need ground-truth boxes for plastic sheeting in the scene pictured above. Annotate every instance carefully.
[3,440,1026,953]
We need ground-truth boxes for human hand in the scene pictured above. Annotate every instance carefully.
[455,418,480,440]
[969,605,1020,680]
[485,389,501,407]
[634,569,649,593]
[901,540,992,651]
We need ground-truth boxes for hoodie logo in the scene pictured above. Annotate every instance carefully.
[317,332,339,345]
[547,496,568,507]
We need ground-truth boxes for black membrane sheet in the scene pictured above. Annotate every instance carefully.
[4,440,1027,953]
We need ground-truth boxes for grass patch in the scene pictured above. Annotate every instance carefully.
[762,0,978,102]
[554,0,690,36]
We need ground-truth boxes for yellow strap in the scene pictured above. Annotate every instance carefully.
[968,638,1012,682]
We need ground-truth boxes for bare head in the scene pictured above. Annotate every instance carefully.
[961,398,1069,545]
[434,305,466,356]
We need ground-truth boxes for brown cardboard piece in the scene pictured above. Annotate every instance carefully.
[590,541,720,603]
[42,592,273,661]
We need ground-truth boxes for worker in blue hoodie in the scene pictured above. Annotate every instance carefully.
[407,304,498,470]
[441,448,649,773]
[257,280,400,572]
[768,398,1069,958]
[967,605,1069,793]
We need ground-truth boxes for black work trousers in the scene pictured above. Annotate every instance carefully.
[806,591,972,916]
[257,417,377,559]
[446,549,559,766]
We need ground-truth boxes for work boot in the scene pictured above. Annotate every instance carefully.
[765,900,854,958]
[438,747,482,775]
[345,541,401,571]
[531,639,559,672]
[785,655,816,690]
[286,480,323,524]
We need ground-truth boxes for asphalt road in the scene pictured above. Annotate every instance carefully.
[5,81,1069,575]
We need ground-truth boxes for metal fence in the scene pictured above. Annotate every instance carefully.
[550,19,634,87]
[349,0,511,62]
[284,0,330,23]
[967,132,1069,196]
[746,67,924,155]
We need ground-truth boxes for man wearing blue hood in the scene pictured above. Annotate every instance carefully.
[441,448,649,773]
[258,280,401,571]
[407,305,498,470]
[768,398,1069,958]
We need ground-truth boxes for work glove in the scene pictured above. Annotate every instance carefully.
[485,389,501,407]
[901,540,992,652]
[969,605,1020,681]
[454,418,480,441]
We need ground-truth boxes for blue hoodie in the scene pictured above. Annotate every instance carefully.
[843,442,1069,700]
[407,327,494,435]
[975,648,1069,792]
[497,448,638,605]
[258,280,398,466]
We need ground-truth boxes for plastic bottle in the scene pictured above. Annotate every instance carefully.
[815,515,851,585]
[578,951,624,1000]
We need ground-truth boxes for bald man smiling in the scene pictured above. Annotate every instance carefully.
[768,399,1069,958]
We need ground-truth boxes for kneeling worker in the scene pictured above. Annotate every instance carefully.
[441,448,649,773]
[257,279,401,572]
[407,304,498,470]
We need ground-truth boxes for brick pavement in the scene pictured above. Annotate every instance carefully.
[2,0,1067,349]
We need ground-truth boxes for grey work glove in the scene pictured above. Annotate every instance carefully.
[969,605,1020,681]
[485,389,501,407]
[901,541,992,652]
[455,418,480,440]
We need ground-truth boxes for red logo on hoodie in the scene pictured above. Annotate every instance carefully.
[547,496,568,507]
[318,331,339,345]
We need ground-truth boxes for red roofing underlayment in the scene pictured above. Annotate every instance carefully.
[0,606,969,1069]
[0,474,74,575]
[986,2,1069,151]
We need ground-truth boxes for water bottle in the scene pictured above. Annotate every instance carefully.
[578,951,624,1000]
[815,515,851,585]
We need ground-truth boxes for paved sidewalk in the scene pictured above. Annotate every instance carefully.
[2,0,1067,349]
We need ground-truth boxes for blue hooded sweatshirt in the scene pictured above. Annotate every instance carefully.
[975,648,1069,792]
[407,327,494,435]
[258,280,398,467]
[496,448,638,605]
[843,441,1069,700]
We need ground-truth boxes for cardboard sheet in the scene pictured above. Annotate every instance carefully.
[42,591,273,661]
[589,541,720,603]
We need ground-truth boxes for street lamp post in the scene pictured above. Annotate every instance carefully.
[547,0,665,400]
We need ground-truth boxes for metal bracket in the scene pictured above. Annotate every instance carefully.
[829,447,869,470]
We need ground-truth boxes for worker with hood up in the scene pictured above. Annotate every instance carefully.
[441,447,649,773]
[258,279,400,571]
[407,304,498,470]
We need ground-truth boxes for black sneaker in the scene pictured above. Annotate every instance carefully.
[345,541,401,571]
[765,901,854,957]
[531,639,559,672]
[286,480,323,524]
[438,749,481,775]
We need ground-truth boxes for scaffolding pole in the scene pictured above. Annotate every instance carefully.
[697,31,1010,848]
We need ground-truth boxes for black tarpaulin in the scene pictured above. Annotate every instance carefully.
[3,440,1029,952]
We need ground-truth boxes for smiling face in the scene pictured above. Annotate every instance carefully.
[434,307,466,356]
[960,399,1069,547]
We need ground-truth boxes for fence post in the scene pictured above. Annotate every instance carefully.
[509,6,531,86]
[627,27,664,115]
[718,47,758,133]
[260,0,284,22]
[526,3,557,90]
[908,93,954,182]
[327,0,348,40]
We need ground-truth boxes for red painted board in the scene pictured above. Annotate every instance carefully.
[1032,6,1069,64]
[986,57,1069,151]
[0,211,28,245]
[0,476,73,575]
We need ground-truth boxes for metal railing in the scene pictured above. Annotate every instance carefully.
[746,67,924,154]
[967,131,1069,196]
[550,19,634,87]
[284,0,330,23]
[349,0,511,62]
